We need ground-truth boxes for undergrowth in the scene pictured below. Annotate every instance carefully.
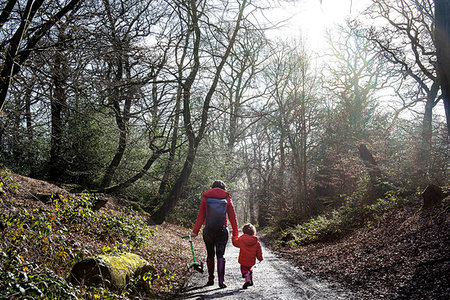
[0,168,181,299]
[271,181,416,248]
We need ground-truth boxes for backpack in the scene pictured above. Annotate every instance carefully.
[205,197,227,230]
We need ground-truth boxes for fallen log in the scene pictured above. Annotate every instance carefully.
[69,252,155,290]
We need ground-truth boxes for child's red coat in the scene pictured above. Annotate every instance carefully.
[232,234,263,267]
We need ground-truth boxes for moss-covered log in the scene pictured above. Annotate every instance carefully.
[69,252,155,290]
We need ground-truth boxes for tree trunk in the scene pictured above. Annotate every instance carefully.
[301,119,308,215]
[422,184,445,209]
[245,164,256,224]
[300,79,309,215]
[158,96,180,196]
[358,143,381,177]
[151,145,197,224]
[159,27,189,197]
[99,150,164,194]
[25,83,34,141]
[49,30,68,181]
[358,143,386,203]
[417,84,440,182]
[434,0,450,138]
[12,95,21,159]
[24,83,36,175]
[100,61,132,188]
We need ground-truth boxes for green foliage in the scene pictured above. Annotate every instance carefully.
[116,267,178,299]
[97,206,156,248]
[64,111,114,187]
[276,184,414,247]
[0,251,79,299]
[101,242,133,255]
[0,169,165,299]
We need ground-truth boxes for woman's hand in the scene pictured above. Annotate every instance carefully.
[231,236,239,247]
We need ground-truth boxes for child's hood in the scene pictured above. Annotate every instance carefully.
[240,234,258,246]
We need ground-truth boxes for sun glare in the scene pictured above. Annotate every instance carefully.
[268,0,371,53]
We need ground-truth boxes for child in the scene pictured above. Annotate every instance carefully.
[232,223,263,289]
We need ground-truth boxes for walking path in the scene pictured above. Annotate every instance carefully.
[179,237,354,299]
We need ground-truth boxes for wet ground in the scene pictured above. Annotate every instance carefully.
[179,237,354,299]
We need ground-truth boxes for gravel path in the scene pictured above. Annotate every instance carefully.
[179,237,354,299]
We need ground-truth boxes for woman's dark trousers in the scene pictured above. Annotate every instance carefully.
[203,226,228,288]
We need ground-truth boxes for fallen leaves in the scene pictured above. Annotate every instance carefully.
[270,199,450,299]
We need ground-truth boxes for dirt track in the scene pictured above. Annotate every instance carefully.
[179,237,354,299]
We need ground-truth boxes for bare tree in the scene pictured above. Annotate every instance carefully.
[258,38,323,217]
[151,0,249,224]
[361,0,441,180]
[314,23,391,204]
[92,0,165,188]
[0,0,83,112]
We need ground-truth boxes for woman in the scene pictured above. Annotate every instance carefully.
[191,180,239,288]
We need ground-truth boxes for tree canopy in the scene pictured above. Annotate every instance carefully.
[0,0,448,225]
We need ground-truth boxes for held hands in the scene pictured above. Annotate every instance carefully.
[231,235,239,247]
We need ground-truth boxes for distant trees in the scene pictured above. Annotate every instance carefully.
[236,38,325,224]
[314,23,390,205]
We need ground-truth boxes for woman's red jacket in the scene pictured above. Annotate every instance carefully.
[192,188,239,237]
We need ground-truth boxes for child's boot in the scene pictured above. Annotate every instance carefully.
[217,257,226,288]
[249,271,253,286]
[206,257,214,286]
[243,271,251,289]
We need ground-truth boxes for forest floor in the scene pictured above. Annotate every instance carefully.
[266,198,450,300]
[0,171,203,298]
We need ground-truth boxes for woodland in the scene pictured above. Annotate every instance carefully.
[0,0,449,299]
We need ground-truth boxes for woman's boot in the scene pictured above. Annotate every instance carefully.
[206,257,214,286]
[217,257,227,288]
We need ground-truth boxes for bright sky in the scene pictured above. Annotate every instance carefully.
[264,0,447,119]
[267,0,372,52]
